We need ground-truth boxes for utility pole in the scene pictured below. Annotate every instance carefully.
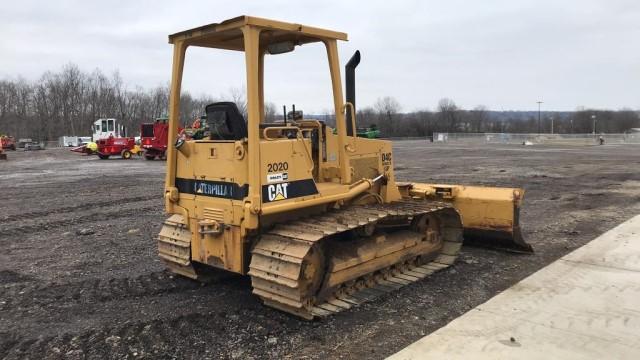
[550,116,554,134]
[591,114,597,134]
[536,101,543,134]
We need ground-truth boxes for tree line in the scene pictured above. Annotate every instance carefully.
[355,97,640,137]
[0,64,218,141]
[1,64,638,140]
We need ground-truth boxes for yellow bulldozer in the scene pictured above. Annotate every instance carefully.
[158,16,531,319]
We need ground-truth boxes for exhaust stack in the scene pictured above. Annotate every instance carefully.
[345,50,360,137]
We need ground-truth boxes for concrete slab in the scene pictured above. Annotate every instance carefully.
[389,215,640,360]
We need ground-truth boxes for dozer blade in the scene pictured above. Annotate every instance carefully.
[398,182,533,252]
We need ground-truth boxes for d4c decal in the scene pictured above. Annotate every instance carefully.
[381,152,392,165]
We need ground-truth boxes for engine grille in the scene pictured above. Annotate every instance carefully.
[203,207,224,222]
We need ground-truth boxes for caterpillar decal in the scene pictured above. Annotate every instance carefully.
[175,178,248,200]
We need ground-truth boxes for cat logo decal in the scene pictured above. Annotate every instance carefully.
[267,183,289,201]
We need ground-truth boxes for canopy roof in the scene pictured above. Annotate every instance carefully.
[168,16,348,51]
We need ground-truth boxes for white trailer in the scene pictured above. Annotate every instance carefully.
[58,136,94,147]
[59,136,80,147]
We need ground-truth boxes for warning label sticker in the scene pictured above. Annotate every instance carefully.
[266,172,288,183]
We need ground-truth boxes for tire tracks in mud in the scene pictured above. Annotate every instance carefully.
[0,201,161,238]
[0,276,259,360]
[0,311,245,359]
[0,271,202,311]
[0,195,158,223]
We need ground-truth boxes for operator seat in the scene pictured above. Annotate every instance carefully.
[205,102,248,140]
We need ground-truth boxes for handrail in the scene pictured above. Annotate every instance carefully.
[295,131,315,172]
[260,125,314,171]
[262,126,299,141]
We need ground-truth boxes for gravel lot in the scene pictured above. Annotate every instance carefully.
[1,141,639,359]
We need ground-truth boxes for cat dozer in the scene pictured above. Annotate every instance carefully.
[159,16,532,319]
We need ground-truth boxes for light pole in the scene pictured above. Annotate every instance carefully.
[536,101,543,134]
[550,116,554,134]
[591,114,597,134]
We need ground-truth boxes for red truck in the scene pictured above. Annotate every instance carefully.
[140,118,175,160]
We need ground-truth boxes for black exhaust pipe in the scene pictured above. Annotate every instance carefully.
[345,50,360,137]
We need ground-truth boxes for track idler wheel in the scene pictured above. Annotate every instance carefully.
[299,245,325,306]
[411,213,442,244]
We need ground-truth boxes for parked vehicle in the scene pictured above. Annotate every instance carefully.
[71,118,128,155]
[157,16,531,320]
[17,138,32,148]
[356,125,380,139]
[141,118,169,160]
[24,142,44,151]
[59,136,93,147]
[96,136,140,159]
[0,135,16,150]
[92,118,126,141]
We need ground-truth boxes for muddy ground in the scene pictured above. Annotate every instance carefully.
[1,141,639,359]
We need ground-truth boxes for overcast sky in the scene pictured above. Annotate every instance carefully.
[1,0,639,113]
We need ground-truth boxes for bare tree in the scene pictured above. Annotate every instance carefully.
[264,101,277,122]
[414,110,434,137]
[356,106,376,128]
[437,98,459,132]
[373,96,401,135]
[469,105,488,132]
[614,109,640,132]
[374,96,401,116]
[227,87,247,118]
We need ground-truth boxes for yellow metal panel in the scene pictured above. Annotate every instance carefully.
[164,40,187,197]
[243,25,262,220]
[325,39,349,184]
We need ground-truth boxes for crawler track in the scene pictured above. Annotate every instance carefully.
[249,199,463,319]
